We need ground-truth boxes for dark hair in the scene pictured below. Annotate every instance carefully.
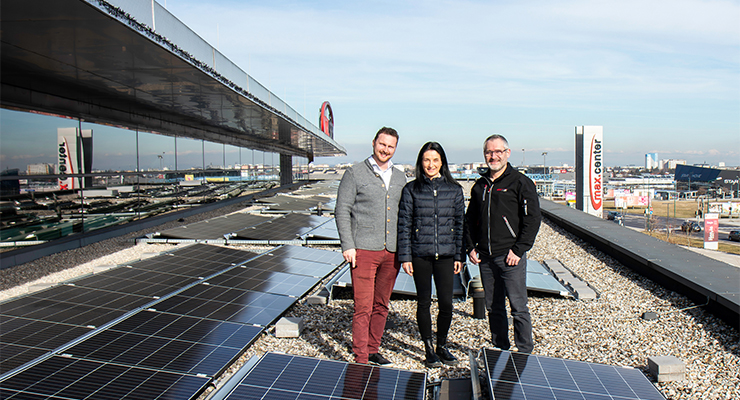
[414,141,461,190]
[373,127,399,142]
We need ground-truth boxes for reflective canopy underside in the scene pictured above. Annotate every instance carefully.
[0,0,345,158]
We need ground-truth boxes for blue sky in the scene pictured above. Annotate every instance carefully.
[1,0,738,170]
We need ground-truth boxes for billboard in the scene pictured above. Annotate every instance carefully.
[703,213,719,250]
[575,126,603,217]
[58,128,80,190]
[57,128,92,190]
[674,164,720,183]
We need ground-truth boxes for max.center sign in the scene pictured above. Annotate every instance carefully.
[575,126,604,217]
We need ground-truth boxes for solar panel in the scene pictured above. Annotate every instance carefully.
[70,266,201,297]
[483,348,667,400]
[334,268,466,297]
[155,214,269,239]
[234,214,333,240]
[303,219,340,240]
[159,243,258,265]
[242,254,339,278]
[0,296,134,328]
[293,182,339,197]
[527,261,570,295]
[0,317,96,374]
[205,267,322,297]
[10,284,153,312]
[266,245,344,265]
[0,356,210,399]
[150,284,296,326]
[215,352,427,400]
[0,243,343,396]
[64,310,261,377]
[255,195,333,212]
[464,260,571,297]
[108,309,262,349]
[0,285,153,374]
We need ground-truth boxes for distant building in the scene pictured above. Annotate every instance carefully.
[662,159,686,170]
[645,153,659,170]
[28,163,54,175]
[1,169,21,196]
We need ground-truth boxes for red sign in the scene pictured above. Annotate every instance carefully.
[704,216,719,243]
[319,101,334,138]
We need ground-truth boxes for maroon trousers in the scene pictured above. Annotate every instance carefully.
[350,249,400,363]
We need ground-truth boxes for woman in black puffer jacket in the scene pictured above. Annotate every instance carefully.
[398,141,465,368]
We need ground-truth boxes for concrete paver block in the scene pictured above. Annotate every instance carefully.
[648,355,685,382]
[574,287,597,300]
[307,288,329,305]
[275,317,304,338]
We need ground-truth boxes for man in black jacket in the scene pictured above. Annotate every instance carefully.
[464,134,541,353]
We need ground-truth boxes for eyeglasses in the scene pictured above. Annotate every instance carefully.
[485,148,509,157]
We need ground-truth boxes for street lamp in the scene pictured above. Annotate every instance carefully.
[541,152,548,173]
[157,152,164,171]
[522,149,525,166]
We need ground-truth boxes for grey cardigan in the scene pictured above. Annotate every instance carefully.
[335,158,406,252]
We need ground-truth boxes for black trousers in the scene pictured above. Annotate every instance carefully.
[479,252,533,353]
[411,255,455,341]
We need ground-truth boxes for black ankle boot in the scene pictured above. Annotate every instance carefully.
[435,337,459,366]
[423,339,442,368]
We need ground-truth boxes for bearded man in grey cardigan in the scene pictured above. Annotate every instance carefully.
[335,127,406,366]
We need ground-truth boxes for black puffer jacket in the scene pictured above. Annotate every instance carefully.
[397,176,465,262]
[464,163,541,257]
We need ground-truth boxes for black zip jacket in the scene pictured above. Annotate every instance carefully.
[464,163,541,257]
[397,176,465,263]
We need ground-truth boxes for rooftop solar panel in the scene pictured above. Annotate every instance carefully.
[303,220,341,240]
[156,214,269,239]
[483,348,666,400]
[0,356,210,399]
[0,297,131,328]
[0,344,48,376]
[216,352,427,400]
[0,285,152,374]
[13,284,153,311]
[126,255,225,278]
[234,214,332,240]
[266,245,344,265]
[150,284,296,326]
[161,243,258,264]
[0,318,93,350]
[205,267,322,297]
[334,268,466,297]
[64,311,261,377]
[0,243,342,395]
[70,267,201,297]
[464,260,571,297]
[242,255,339,278]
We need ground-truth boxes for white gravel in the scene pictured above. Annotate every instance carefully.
[1,215,738,400]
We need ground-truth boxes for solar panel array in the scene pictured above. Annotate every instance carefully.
[483,348,666,400]
[293,181,340,196]
[213,352,427,400]
[334,266,466,297]
[152,211,339,242]
[235,213,334,240]
[0,243,345,399]
[255,194,334,212]
[155,213,270,239]
[464,259,571,297]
